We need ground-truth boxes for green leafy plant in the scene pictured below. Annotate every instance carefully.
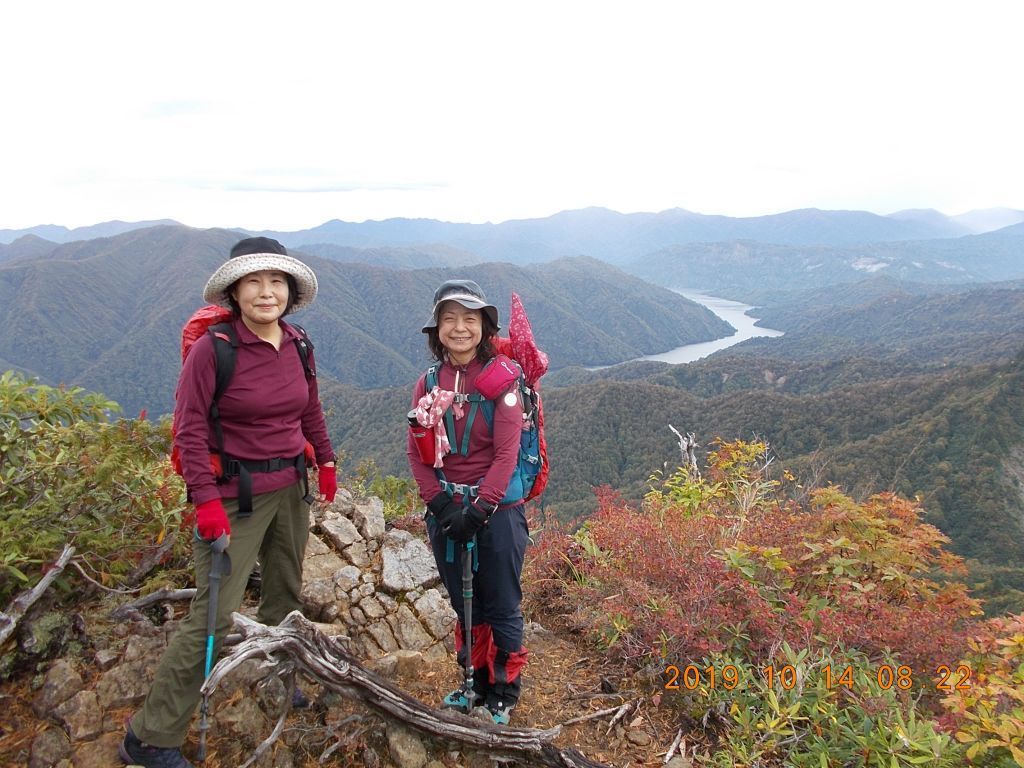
[0,372,189,611]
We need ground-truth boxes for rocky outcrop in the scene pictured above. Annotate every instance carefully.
[25,488,457,767]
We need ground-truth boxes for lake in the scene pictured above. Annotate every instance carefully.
[633,291,784,365]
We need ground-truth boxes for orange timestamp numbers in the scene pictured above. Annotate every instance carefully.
[663,663,972,692]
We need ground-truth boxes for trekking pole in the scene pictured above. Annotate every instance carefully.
[197,532,231,763]
[461,537,478,711]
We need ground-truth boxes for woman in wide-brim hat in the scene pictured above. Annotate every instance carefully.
[407,278,530,726]
[121,237,337,768]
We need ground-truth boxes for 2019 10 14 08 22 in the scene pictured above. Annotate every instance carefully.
[662,662,973,693]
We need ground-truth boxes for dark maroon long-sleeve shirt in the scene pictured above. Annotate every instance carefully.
[407,357,524,506]
[174,318,334,505]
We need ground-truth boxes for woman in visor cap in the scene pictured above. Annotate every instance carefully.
[407,279,530,725]
[121,237,336,767]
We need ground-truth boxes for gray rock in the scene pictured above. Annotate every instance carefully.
[344,541,371,568]
[353,497,387,541]
[29,727,71,768]
[32,658,82,717]
[54,690,102,741]
[68,732,123,768]
[386,721,428,768]
[122,633,165,662]
[321,514,362,549]
[215,695,269,748]
[392,649,424,677]
[301,577,337,620]
[365,620,400,653]
[366,653,399,678]
[380,530,438,593]
[303,536,347,582]
[95,659,152,709]
[94,648,120,671]
[423,642,450,664]
[627,729,652,746]
[256,674,288,716]
[333,565,362,594]
[388,604,435,651]
[413,589,456,640]
[360,595,386,620]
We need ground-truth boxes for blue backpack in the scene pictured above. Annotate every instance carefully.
[425,356,544,504]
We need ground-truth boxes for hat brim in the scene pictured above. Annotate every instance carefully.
[421,295,500,333]
[203,253,318,312]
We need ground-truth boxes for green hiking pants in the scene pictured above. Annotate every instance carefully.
[130,483,310,747]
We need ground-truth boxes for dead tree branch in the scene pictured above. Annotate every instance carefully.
[205,611,610,768]
[109,588,197,621]
[0,544,75,645]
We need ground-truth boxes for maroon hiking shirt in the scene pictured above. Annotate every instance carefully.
[174,318,334,506]
[407,357,524,507]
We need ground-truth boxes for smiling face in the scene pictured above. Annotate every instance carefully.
[230,269,289,330]
[436,300,483,365]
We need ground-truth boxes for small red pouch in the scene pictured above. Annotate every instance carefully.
[476,354,521,399]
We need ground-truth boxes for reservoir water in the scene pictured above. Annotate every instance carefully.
[632,291,784,365]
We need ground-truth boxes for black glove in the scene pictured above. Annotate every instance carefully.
[445,498,497,543]
[427,492,462,532]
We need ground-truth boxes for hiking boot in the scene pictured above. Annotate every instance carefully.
[441,683,481,714]
[485,695,515,726]
[119,726,193,767]
[292,686,311,709]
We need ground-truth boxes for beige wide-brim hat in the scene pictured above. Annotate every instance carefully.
[203,238,318,313]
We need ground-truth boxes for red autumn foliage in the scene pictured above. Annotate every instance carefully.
[524,440,981,678]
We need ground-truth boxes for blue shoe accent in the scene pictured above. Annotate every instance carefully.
[441,685,476,713]
[487,698,513,725]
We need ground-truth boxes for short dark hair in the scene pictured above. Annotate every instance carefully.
[227,273,299,317]
[426,310,498,363]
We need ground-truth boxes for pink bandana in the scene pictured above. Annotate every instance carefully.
[414,386,463,468]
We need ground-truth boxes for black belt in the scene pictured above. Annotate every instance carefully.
[219,453,313,517]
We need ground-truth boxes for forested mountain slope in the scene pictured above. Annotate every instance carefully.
[0,225,729,415]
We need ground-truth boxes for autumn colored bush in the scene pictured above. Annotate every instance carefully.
[526,439,980,674]
[522,438,1013,764]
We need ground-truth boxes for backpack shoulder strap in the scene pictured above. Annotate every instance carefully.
[286,322,316,381]
[208,322,238,403]
[206,321,239,472]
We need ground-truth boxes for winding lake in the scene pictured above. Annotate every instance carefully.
[632,291,784,365]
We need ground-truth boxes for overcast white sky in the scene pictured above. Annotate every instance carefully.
[2,1,1022,231]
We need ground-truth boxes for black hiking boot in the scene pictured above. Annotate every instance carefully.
[119,725,193,767]
[485,679,520,726]
[292,686,311,709]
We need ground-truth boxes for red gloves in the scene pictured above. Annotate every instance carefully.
[318,464,337,503]
[195,498,230,541]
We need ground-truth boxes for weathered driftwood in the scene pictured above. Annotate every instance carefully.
[0,544,75,645]
[109,587,197,620]
[204,610,610,768]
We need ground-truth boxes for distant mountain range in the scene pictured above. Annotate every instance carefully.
[625,224,1024,295]
[0,219,181,246]
[0,225,730,416]
[4,208,1024,263]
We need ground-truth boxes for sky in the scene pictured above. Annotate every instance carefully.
[3,1,1023,232]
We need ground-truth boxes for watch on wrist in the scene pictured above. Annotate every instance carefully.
[476,498,499,517]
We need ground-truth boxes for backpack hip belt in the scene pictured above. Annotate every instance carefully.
[219,452,313,518]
